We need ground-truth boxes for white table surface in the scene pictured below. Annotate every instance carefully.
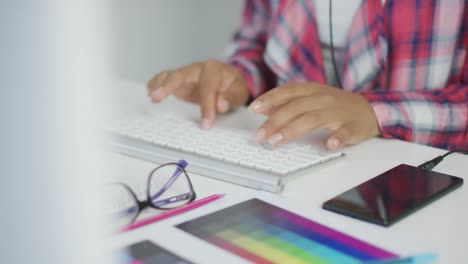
[107,81,467,264]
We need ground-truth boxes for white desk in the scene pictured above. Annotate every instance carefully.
[108,81,467,264]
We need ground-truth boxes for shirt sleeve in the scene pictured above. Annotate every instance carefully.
[361,8,468,151]
[224,0,276,99]
[361,83,467,150]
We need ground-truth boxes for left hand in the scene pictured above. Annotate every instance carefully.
[248,82,381,149]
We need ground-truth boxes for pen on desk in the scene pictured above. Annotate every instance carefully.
[122,194,225,232]
[363,253,438,264]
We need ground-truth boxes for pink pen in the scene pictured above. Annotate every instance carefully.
[122,194,225,232]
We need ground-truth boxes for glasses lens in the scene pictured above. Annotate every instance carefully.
[148,163,194,209]
[105,184,139,231]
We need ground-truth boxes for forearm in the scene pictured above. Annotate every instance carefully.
[360,84,468,150]
[224,0,276,99]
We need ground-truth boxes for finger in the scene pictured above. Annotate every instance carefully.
[253,98,320,143]
[327,125,353,150]
[219,70,235,93]
[147,70,170,97]
[150,70,184,103]
[265,111,328,146]
[248,83,322,114]
[152,64,201,103]
[216,79,249,113]
[261,104,285,116]
[261,94,336,117]
[199,60,222,129]
[172,82,199,103]
[153,69,189,102]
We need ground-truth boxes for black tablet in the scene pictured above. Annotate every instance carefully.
[322,164,464,227]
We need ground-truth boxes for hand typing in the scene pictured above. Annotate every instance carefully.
[147,60,250,130]
[248,82,381,150]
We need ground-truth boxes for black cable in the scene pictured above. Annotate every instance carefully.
[441,150,467,158]
[329,0,343,89]
[418,150,468,171]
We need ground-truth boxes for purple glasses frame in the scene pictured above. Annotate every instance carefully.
[111,160,196,225]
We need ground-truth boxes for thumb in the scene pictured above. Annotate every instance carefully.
[327,125,353,150]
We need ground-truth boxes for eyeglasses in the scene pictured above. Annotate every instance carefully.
[106,160,196,230]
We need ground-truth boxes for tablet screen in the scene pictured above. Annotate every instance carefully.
[323,164,463,226]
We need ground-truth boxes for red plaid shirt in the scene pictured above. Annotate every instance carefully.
[226,0,468,150]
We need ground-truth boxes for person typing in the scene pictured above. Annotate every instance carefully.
[147,0,467,151]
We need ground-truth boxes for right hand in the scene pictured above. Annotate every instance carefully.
[147,60,250,130]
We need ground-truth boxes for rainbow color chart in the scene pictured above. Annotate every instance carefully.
[177,199,398,264]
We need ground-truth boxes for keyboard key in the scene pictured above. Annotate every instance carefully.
[254,162,271,172]
[270,166,290,175]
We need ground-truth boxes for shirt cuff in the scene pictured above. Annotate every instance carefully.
[227,58,265,100]
[369,101,394,139]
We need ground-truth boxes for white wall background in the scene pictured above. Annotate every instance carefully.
[113,0,244,83]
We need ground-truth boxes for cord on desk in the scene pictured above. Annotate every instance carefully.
[418,150,468,171]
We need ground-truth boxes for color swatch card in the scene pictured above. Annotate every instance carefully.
[176,199,398,264]
[119,240,193,264]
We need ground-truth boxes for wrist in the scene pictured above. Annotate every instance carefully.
[357,94,382,138]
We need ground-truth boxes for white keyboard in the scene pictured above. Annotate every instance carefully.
[108,113,344,193]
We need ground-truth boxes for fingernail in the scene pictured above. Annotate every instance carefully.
[248,101,262,112]
[151,89,163,101]
[201,118,211,130]
[328,138,340,149]
[268,133,284,146]
[254,128,266,143]
[218,98,229,112]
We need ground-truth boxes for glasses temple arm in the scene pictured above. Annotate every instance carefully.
[110,205,139,221]
[152,192,193,207]
[150,160,189,201]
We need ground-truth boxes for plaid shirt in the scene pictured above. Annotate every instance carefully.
[226,0,468,150]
